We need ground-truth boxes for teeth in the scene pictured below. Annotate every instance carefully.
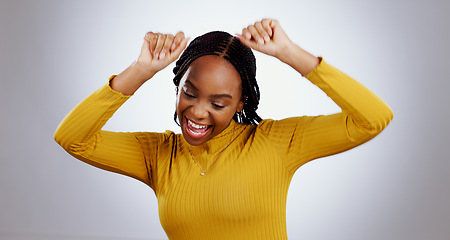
[188,119,207,129]
[188,128,203,135]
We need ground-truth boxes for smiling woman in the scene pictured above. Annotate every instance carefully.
[176,55,244,145]
[172,30,262,126]
[54,18,393,240]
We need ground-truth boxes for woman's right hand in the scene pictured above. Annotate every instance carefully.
[111,32,189,95]
[136,31,189,78]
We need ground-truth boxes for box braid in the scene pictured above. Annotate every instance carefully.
[173,31,262,125]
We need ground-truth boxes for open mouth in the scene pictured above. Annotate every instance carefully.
[185,117,212,139]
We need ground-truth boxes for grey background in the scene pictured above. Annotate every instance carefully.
[1,0,449,239]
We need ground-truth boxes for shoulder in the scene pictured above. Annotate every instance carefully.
[256,117,314,133]
[134,130,178,145]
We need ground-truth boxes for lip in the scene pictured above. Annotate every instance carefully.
[184,116,212,139]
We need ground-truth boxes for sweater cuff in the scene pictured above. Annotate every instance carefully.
[105,75,134,98]
[87,75,132,108]
[304,57,348,87]
[304,57,324,79]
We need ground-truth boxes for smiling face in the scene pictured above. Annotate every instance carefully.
[176,55,244,146]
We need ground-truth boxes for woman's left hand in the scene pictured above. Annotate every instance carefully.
[237,19,293,60]
[238,18,320,76]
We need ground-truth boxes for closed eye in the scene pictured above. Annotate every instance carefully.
[183,91,196,98]
[212,103,225,109]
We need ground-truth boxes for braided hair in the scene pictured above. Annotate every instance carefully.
[173,31,262,125]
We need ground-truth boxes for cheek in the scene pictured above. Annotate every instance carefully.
[176,97,195,121]
[215,110,236,126]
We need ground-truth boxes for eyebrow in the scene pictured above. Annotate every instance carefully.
[185,79,233,99]
[185,80,199,91]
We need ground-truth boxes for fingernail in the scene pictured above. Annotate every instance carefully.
[264,36,270,42]
[171,43,176,50]
[258,38,264,45]
[155,53,159,59]
[160,52,165,59]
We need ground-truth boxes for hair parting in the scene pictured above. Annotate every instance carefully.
[173,31,262,125]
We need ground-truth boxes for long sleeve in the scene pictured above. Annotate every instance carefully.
[54,80,153,186]
[259,59,394,173]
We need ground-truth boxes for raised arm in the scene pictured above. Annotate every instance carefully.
[54,32,188,185]
[237,18,319,76]
[238,19,393,171]
[111,31,189,95]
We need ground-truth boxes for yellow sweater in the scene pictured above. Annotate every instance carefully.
[54,59,393,239]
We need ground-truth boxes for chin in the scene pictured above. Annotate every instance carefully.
[180,116,213,146]
[181,131,211,146]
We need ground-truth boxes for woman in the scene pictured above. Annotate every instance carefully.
[54,19,393,239]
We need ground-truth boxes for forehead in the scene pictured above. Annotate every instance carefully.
[185,55,242,92]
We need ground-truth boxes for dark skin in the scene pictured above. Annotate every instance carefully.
[110,18,319,144]
[176,55,245,145]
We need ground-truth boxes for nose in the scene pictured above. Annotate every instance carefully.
[190,102,209,120]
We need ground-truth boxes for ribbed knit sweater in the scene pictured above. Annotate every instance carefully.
[54,59,393,239]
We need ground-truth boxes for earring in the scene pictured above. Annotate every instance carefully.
[236,111,243,121]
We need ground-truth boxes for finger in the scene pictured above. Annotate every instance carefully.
[154,33,166,59]
[247,25,264,45]
[254,21,270,43]
[140,33,152,60]
[161,34,175,59]
[261,19,273,37]
[145,32,158,55]
[144,32,154,52]
[269,19,279,31]
[235,34,258,50]
[172,31,185,51]
[270,20,280,29]
[241,28,252,40]
[170,37,190,61]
